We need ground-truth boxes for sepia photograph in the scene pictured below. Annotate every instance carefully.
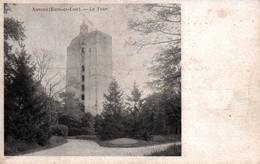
[4,3,181,156]
[2,0,260,163]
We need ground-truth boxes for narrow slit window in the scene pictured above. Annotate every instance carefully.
[81,47,85,53]
[81,94,85,101]
[89,48,91,53]
[82,85,85,91]
[82,75,85,82]
[82,65,85,72]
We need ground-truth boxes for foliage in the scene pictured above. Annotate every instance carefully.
[58,114,94,136]
[95,79,127,140]
[4,136,67,156]
[4,136,39,156]
[125,82,149,139]
[82,112,95,134]
[59,114,82,128]
[151,134,181,143]
[58,92,95,136]
[68,127,91,136]
[128,4,181,93]
[95,80,181,141]
[59,92,85,119]
[128,4,181,52]
[4,48,52,145]
[126,81,143,110]
[51,124,68,137]
[148,47,181,92]
[128,4,181,136]
[141,91,181,135]
[4,4,52,146]
[102,78,125,116]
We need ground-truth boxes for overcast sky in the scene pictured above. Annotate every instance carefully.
[7,4,157,96]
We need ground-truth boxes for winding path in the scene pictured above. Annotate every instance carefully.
[24,139,181,156]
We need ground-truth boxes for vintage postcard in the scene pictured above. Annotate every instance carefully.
[3,3,181,156]
[1,0,260,163]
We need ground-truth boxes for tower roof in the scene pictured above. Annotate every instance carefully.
[69,30,111,47]
[80,21,88,30]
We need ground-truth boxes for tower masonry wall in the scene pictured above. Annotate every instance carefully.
[66,29,112,116]
[96,32,113,114]
[66,45,82,98]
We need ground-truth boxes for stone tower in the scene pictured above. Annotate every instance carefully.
[66,22,112,116]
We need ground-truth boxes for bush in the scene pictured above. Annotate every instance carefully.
[95,114,127,140]
[82,112,95,134]
[68,127,89,136]
[134,128,151,141]
[51,124,68,137]
[4,136,39,156]
[4,136,68,156]
[59,115,82,128]
[58,113,95,136]
[48,136,68,146]
[151,134,181,143]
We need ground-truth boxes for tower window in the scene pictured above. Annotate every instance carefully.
[89,48,91,53]
[82,65,85,72]
[82,85,85,91]
[81,94,85,101]
[81,47,85,53]
[82,75,85,82]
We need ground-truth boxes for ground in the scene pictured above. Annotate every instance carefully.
[5,136,67,156]
[109,138,138,145]
[23,139,181,156]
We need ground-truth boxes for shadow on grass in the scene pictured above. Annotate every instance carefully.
[68,134,181,148]
[5,136,68,156]
[145,144,181,156]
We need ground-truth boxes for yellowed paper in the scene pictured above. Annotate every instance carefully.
[1,0,260,163]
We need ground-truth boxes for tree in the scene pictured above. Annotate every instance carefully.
[58,92,94,136]
[5,48,52,145]
[141,91,181,135]
[128,4,181,135]
[95,78,126,139]
[125,82,143,137]
[148,47,181,93]
[102,78,125,117]
[58,92,85,120]
[141,92,167,135]
[32,49,66,99]
[127,4,180,50]
[127,81,143,111]
[162,91,181,134]
[128,4,181,93]
[4,4,24,141]
[4,4,52,146]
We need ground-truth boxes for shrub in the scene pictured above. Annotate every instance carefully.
[58,113,94,136]
[48,136,68,146]
[59,115,82,128]
[4,136,39,156]
[151,134,181,143]
[68,127,89,136]
[135,129,151,141]
[82,112,95,134]
[51,124,68,137]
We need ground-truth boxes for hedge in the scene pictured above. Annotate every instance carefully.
[51,124,68,137]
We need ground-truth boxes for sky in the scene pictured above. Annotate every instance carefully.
[6,4,158,96]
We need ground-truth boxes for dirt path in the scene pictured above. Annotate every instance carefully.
[24,139,181,156]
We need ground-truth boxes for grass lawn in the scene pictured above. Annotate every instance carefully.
[68,134,181,148]
[146,144,181,156]
[100,134,181,148]
[5,136,68,156]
